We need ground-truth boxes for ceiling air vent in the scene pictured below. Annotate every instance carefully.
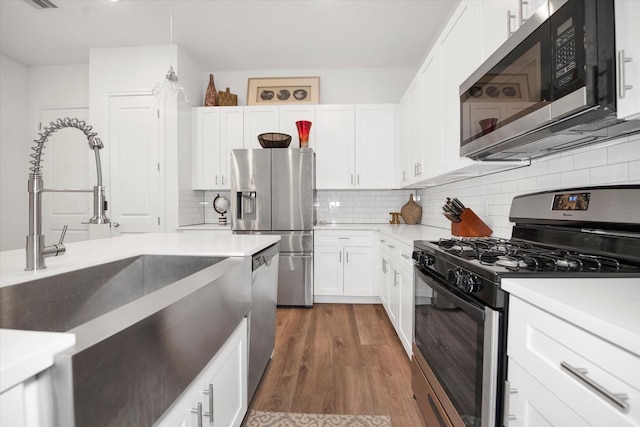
[22,0,58,9]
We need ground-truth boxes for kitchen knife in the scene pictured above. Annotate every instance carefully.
[446,200,462,216]
[443,212,462,223]
[451,198,466,213]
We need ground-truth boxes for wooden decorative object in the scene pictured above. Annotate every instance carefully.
[389,212,401,224]
[451,208,493,237]
[400,194,422,225]
[218,87,238,106]
[204,74,219,106]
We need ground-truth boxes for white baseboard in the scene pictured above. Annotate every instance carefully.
[313,295,382,304]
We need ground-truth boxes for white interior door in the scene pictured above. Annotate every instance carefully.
[108,94,162,235]
[40,107,92,244]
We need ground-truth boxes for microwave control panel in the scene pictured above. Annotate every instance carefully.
[554,17,577,87]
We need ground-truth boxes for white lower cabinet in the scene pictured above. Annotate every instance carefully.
[314,230,374,297]
[505,296,639,427]
[154,318,248,427]
[376,232,413,358]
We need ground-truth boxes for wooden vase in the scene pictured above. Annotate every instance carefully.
[400,194,422,224]
[204,74,219,106]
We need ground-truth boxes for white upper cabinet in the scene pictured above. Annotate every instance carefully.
[406,76,423,183]
[420,52,442,179]
[243,105,316,149]
[438,0,481,175]
[480,0,548,60]
[243,106,279,149]
[316,104,396,190]
[316,104,355,189]
[615,0,640,120]
[279,105,317,150]
[192,107,243,190]
[354,104,396,189]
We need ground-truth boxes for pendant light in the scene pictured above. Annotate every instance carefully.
[152,13,190,103]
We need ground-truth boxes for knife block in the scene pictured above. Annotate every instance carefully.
[451,208,493,237]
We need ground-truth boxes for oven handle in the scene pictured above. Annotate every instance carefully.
[415,267,485,321]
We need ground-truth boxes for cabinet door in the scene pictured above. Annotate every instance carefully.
[406,77,423,181]
[279,105,316,150]
[398,262,414,358]
[202,324,247,427]
[193,107,221,190]
[313,246,344,295]
[506,359,589,427]
[439,1,481,174]
[355,104,396,189]
[480,0,520,60]
[615,0,640,120]
[343,246,374,296]
[420,53,442,179]
[220,107,244,189]
[243,106,279,149]
[387,267,400,328]
[315,105,355,189]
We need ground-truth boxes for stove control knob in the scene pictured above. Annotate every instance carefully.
[447,268,482,293]
[412,251,434,267]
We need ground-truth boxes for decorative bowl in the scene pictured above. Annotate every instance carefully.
[258,133,292,148]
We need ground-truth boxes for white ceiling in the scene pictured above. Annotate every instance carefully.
[0,0,460,71]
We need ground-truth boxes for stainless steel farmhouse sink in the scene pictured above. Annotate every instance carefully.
[0,254,251,427]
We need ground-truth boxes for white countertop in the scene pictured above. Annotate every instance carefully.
[177,224,232,231]
[314,223,451,246]
[0,232,279,392]
[502,278,640,356]
[0,329,75,393]
[0,232,279,287]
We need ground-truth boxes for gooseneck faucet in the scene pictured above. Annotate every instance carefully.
[26,118,110,271]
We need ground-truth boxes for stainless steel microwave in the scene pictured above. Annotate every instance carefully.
[460,0,638,161]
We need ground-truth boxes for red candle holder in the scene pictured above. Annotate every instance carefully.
[295,120,312,148]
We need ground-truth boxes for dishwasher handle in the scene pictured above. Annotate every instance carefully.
[252,243,280,271]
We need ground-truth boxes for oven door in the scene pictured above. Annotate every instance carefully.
[413,266,502,427]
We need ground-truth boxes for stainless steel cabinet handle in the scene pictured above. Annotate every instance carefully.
[519,0,528,26]
[560,361,630,413]
[190,402,203,427]
[387,244,395,249]
[215,175,218,185]
[338,237,350,240]
[221,175,225,186]
[507,10,516,37]
[339,251,342,263]
[351,174,354,185]
[202,384,214,424]
[403,170,407,181]
[357,174,360,185]
[618,50,634,99]
[401,253,410,259]
[394,271,399,286]
[503,380,518,425]
[346,251,349,263]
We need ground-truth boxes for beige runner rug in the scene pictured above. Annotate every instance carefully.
[244,410,392,427]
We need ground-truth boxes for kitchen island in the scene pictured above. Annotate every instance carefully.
[0,232,279,427]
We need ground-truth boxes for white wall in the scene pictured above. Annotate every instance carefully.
[0,55,29,250]
[206,67,415,106]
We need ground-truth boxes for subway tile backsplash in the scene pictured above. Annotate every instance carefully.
[417,133,640,238]
[179,134,639,234]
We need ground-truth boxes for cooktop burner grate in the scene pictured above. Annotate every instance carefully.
[435,237,633,273]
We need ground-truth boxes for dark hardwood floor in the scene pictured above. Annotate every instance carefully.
[249,303,427,427]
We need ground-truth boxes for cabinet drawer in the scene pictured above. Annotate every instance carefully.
[378,235,413,267]
[508,296,640,426]
[506,358,588,427]
[314,230,373,247]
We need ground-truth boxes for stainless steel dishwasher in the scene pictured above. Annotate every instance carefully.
[248,243,279,401]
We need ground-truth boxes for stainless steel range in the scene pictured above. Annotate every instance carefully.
[412,185,640,427]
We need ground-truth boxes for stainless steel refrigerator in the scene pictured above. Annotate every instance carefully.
[230,148,315,307]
